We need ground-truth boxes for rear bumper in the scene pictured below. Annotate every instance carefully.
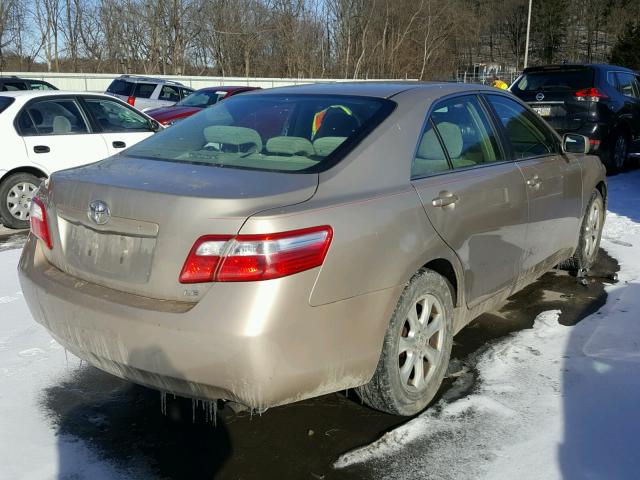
[19,236,400,409]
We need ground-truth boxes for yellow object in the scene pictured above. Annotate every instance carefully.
[312,105,353,139]
[492,79,509,90]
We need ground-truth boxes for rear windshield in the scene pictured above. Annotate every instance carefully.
[2,81,28,91]
[0,97,14,113]
[125,94,395,173]
[512,68,594,92]
[177,90,226,108]
[107,79,134,96]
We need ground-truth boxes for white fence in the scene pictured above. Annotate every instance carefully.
[1,72,395,92]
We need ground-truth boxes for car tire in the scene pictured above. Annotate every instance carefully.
[356,268,454,416]
[0,173,41,230]
[605,131,628,173]
[559,189,604,273]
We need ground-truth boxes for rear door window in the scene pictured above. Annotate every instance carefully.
[18,99,89,136]
[486,95,558,159]
[430,96,503,170]
[412,121,450,177]
[84,98,151,132]
[615,73,640,99]
[106,79,134,96]
[133,83,157,99]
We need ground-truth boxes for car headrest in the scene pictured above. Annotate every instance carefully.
[203,126,262,153]
[53,115,72,134]
[313,137,347,157]
[266,136,314,156]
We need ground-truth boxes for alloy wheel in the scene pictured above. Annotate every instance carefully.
[398,293,446,392]
[583,200,602,260]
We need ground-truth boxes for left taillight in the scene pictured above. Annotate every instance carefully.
[179,226,333,284]
[30,197,52,249]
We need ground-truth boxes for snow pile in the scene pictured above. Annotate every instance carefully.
[336,171,640,479]
[0,250,134,479]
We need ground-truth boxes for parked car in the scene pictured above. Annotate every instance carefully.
[1,76,58,91]
[105,75,194,111]
[510,64,640,171]
[19,83,606,416]
[0,90,161,229]
[146,86,261,125]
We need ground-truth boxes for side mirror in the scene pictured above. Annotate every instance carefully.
[562,133,590,154]
[148,119,162,132]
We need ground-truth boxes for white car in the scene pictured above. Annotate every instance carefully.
[0,91,160,229]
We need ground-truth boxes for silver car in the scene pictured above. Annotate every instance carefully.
[19,82,606,416]
[105,75,194,111]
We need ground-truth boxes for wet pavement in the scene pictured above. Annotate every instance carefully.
[0,226,27,252]
[0,229,618,480]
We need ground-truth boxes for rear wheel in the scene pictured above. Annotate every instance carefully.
[357,269,454,416]
[0,173,41,230]
[559,189,604,273]
[605,131,628,173]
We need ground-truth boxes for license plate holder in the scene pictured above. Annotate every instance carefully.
[532,106,551,117]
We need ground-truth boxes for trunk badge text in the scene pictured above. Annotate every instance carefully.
[88,200,111,225]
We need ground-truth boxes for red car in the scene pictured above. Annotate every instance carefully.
[145,86,260,125]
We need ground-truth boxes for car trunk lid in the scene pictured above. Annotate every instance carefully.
[42,156,318,301]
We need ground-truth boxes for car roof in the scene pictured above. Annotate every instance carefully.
[196,86,260,93]
[523,64,638,74]
[0,90,114,100]
[255,81,496,99]
[115,75,187,87]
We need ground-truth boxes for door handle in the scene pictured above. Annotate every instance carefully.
[432,191,459,208]
[112,141,126,149]
[526,175,542,188]
[33,145,50,154]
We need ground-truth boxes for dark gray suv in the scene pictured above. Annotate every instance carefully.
[510,64,640,171]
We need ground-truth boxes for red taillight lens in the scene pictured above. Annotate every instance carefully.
[29,197,52,249]
[575,88,608,101]
[179,235,232,284]
[127,96,136,106]
[179,226,333,284]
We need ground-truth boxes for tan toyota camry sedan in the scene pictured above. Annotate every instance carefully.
[19,83,606,416]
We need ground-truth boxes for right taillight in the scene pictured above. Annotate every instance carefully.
[127,96,136,106]
[30,197,52,249]
[179,226,333,284]
[575,88,608,102]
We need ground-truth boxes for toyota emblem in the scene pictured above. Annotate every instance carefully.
[88,200,110,225]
